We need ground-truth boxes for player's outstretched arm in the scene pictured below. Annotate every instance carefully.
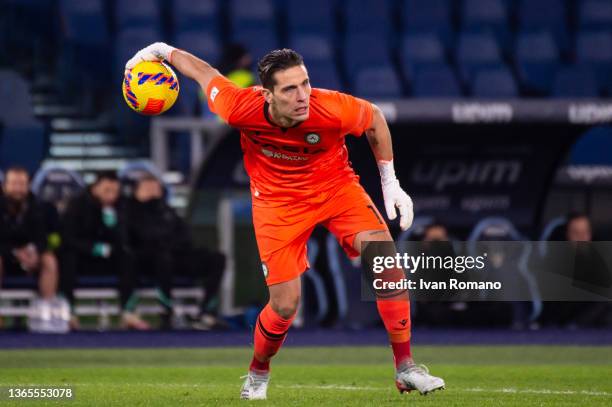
[366,104,414,231]
[125,42,222,96]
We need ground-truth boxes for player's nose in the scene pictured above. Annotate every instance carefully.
[296,85,308,101]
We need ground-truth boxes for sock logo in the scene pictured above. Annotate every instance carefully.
[399,319,408,326]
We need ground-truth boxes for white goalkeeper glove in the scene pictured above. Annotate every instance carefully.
[378,159,414,231]
[125,42,176,72]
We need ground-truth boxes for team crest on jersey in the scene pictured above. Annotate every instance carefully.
[304,133,321,145]
[262,262,269,278]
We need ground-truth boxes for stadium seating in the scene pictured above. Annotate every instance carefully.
[302,239,330,324]
[467,217,542,321]
[538,216,567,257]
[115,27,164,76]
[515,31,560,95]
[461,0,510,52]
[175,31,221,66]
[232,26,279,62]
[172,0,220,35]
[353,66,402,98]
[411,65,463,97]
[578,0,612,30]
[59,0,109,46]
[400,0,453,47]
[343,32,392,80]
[472,67,518,98]
[31,167,85,213]
[456,32,504,85]
[286,0,336,37]
[344,0,392,35]
[229,0,276,31]
[400,33,446,80]
[115,0,161,30]
[517,0,569,54]
[575,30,612,94]
[290,34,334,62]
[552,65,600,97]
[325,234,380,329]
[307,61,343,91]
[0,70,44,172]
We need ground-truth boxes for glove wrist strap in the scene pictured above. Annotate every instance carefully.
[377,159,397,186]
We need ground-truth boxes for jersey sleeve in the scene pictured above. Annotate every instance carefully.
[205,75,257,125]
[330,91,374,137]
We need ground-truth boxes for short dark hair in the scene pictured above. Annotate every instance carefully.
[257,48,304,90]
[93,170,118,185]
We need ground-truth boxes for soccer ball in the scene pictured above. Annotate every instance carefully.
[122,61,179,115]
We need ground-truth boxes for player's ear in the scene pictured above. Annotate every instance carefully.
[261,87,273,104]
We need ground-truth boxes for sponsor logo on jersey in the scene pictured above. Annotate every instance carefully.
[262,262,269,278]
[247,133,326,160]
[304,132,321,144]
[262,148,309,161]
[210,86,219,102]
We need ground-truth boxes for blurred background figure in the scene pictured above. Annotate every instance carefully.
[565,212,592,242]
[127,175,226,330]
[422,222,451,242]
[200,43,254,117]
[0,167,59,315]
[60,171,149,330]
[219,43,255,88]
[563,213,611,328]
[126,174,174,328]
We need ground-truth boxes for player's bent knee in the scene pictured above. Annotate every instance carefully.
[270,296,300,319]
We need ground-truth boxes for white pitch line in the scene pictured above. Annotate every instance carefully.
[278,384,612,397]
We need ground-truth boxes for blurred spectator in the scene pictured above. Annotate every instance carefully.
[422,222,450,242]
[61,171,149,330]
[565,212,592,242]
[541,212,611,327]
[0,166,59,303]
[125,174,174,328]
[200,43,254,117]
[127,175,226,330]
[564,213,611,327]
[414,222,466,326]
[219,43,255,87]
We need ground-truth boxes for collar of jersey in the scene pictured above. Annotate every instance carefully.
[263,101,303,132]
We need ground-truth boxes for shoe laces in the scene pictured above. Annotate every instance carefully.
[240,372,268,387]
[402,363,430,376]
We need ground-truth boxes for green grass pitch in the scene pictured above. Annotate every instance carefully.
[0,345,611,406]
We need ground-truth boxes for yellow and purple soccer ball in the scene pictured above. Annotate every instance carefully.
[122,61,179,116]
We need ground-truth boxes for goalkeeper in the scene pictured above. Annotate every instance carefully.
[126,43,445,400]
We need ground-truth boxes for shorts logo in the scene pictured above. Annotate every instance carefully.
[210,86,219,102]
[304,133,320,145]
[262,262,269,278]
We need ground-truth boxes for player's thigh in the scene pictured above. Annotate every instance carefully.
[322,182,388,257]
[252,202,314,286]
[354,229,393,254]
